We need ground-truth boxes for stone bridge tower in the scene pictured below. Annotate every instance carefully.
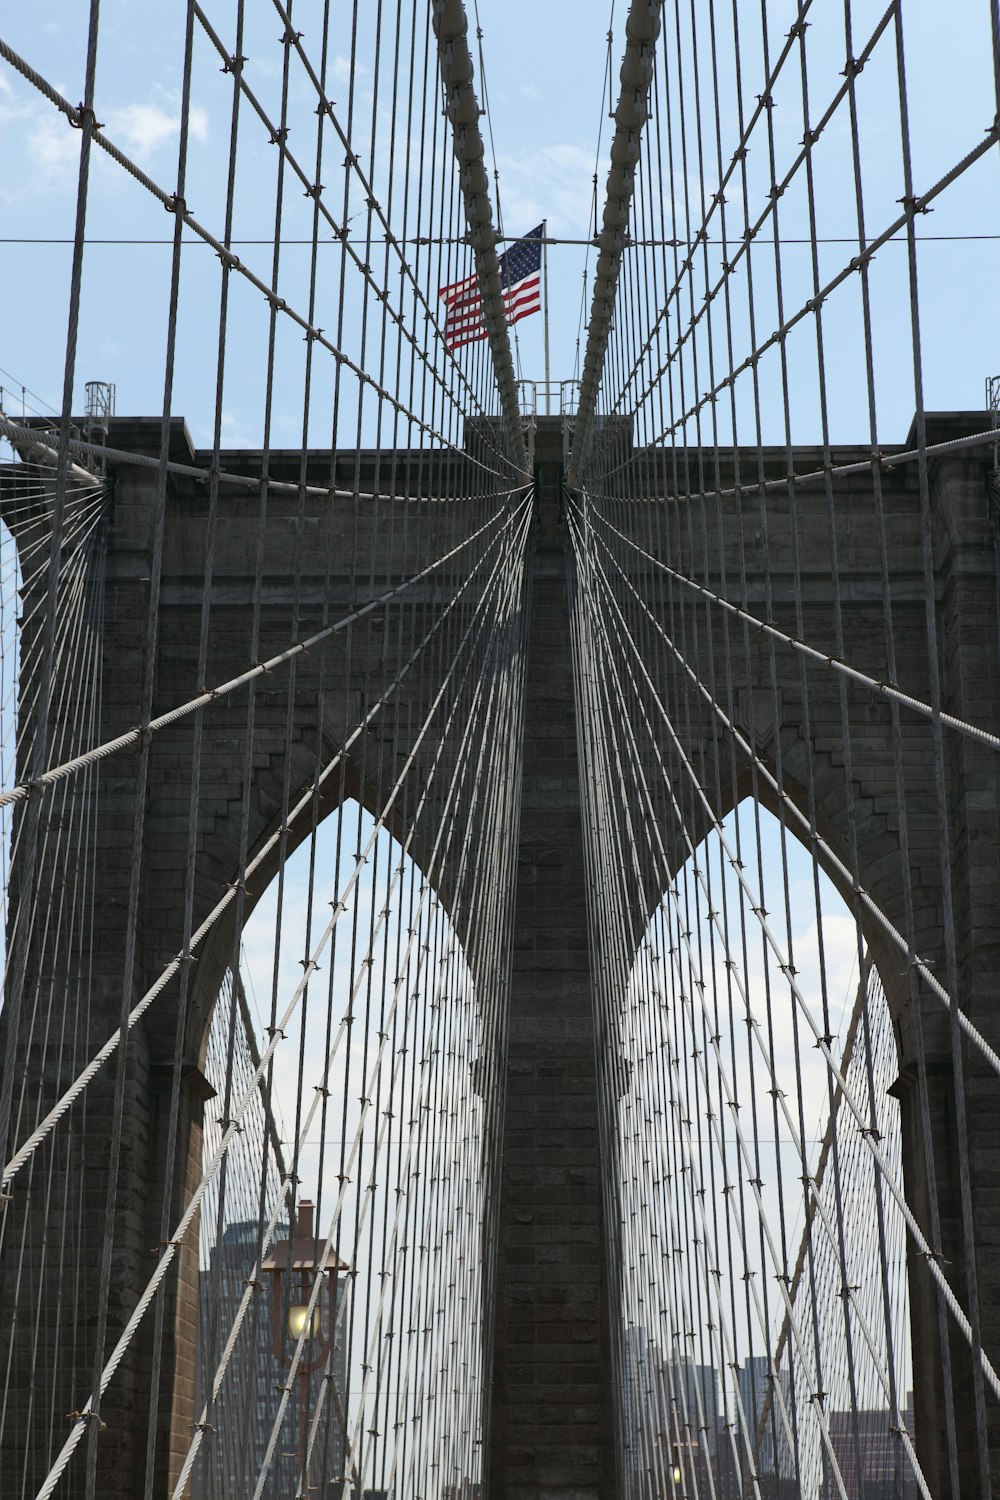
[1,410,999,1498]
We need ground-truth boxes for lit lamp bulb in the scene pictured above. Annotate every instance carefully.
[288,1304,319,1340]
[672,1465,682,1486]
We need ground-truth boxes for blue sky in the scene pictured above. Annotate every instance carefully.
[0,0,617,447]
[2,0,998,450]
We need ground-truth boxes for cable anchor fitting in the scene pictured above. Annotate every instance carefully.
[71,105,104,132]
[67,1410,107,1430]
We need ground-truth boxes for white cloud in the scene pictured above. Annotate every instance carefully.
[0,83,210,203]
[103,99,208,160]
[495,141,606,237]
[217,410,261,449]
[0,81,77,197]
[24,109,80,183]
[330,55,366,85]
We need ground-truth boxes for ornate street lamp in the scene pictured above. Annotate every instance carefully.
[262,1199,348,1491]
[262,1198,345,1372]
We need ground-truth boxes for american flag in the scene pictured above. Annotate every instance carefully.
[439,224,544,351]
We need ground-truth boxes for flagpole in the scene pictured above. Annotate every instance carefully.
[542,220,551,415]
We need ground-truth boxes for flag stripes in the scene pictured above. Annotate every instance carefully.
[440,225,543,350]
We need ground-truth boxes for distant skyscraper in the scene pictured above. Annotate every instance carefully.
[620,1327,723,1498]
[664,1359,719,1454]
[827,1401,917,1500]
[621,1325,661,1490]
[736,1355,796,1489]
[660,1357,719,1500]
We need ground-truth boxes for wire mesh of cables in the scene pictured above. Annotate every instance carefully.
[0,3,530,1498]
[567,0,1000,1496]
[0,449,110,1489]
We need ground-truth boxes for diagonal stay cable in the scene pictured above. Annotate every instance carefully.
[316,511,528,1485]
[569,487,1000,1083]
[0,415,497,504]
[189,2,510,475]
[765,960,892,1452]
[591,422,1000,512]
[587,505,1000,752]
[0,38,502,475]
[250,517,528,1500]
[597,113,1000,462]
[569,507,997,1498]
[568,497,1000,1408]
[603,0,887,427]
[264,0,517,475]
[569,522,791,1497]
[1,493,532,1197]
[3,493,526,1204]
[0,498,525,814]
[31,498,531,1500]
[571,509,931,1498]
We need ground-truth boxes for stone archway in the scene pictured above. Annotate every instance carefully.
[593,425,1000,1495]
[614,795,912,1500]
[190,794,489,1500]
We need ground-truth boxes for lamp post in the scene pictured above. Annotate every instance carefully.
[669,1438,698,1497]
[262,1200,346,1495]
